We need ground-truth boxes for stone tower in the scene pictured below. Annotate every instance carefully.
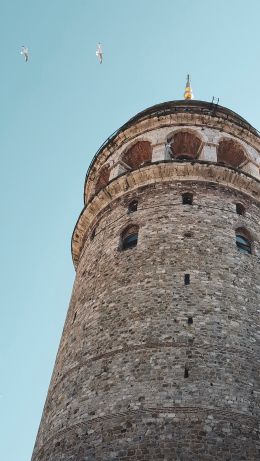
[32,99,260,461]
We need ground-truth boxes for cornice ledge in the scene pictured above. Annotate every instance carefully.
[72,162,260,269]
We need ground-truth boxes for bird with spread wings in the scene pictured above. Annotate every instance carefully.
[96,43,103,64]
[21,46,29,62]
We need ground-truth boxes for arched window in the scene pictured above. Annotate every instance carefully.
[236,203,245,216]
[121,225,139,250]
[128,200,138,213]
[168,131,202,160]
[182,192,193,205]
[235,228,252,254]
[122,141,152,169]
[217,139,247,168]
[95,165,111,194]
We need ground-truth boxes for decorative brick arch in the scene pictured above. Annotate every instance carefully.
[168,130,203,160]
[95,164,111,194]
[217,138,248,168]
[121,141,152,169]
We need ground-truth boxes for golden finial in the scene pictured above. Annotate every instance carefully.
[184,74,194,100]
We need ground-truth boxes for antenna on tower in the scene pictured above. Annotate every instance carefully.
[211,96,219,116]
[211,96,219,105]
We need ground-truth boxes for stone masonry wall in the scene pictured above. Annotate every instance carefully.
[32,178,260,461]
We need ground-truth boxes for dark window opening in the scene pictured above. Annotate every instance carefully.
[122,233,138,250]
[73,312,77,323]
[184,231,193,238]
[182,193,193,205]
[236,234,251,254]
[187,317,193,325]
[236,203,245,216]
[121,225,139,251]
[184,366,189,378]
[184,274,190,285]
[128,200,138,213]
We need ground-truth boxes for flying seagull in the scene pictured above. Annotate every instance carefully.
[96,43,103,64]
[21,46,29,62]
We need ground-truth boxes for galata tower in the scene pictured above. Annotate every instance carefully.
[32,78,260,460]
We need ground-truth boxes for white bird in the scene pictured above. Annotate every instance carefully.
[96,43,103,64]
[165,142,173,158]
[21,46,29,62]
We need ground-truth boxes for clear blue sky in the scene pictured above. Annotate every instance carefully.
[1,1,260,460]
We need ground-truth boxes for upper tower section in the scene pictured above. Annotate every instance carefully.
[72,100,260,268]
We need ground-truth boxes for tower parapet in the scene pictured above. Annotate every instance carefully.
[33,100,260,461]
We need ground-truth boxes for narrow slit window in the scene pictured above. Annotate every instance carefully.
[182,193,193,205]
[184,274,190,285]
[184,366,189,378]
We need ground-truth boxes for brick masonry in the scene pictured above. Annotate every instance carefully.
[32,102,260,461]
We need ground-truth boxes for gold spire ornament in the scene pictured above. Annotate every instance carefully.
[184,74,194,100]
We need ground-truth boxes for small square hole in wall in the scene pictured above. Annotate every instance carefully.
[236,203,245,216]
[182,193,193,205]
[187,317,193,325]
[128,200,138,213]
[184,274,190,285]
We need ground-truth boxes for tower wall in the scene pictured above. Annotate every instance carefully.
[32,102,260,461]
